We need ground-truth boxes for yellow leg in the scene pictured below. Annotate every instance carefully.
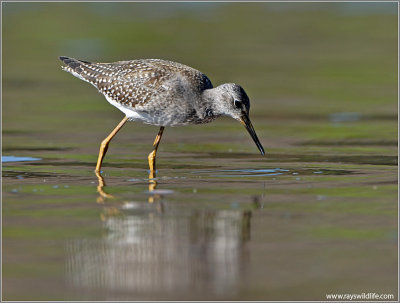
[148,126,165,179]
[95,116,128,173]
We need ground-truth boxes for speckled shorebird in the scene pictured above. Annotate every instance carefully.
[59,56,264,177]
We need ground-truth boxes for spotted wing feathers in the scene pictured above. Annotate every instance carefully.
[59,56,213,109]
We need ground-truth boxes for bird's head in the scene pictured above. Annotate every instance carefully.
[212,83,265,156]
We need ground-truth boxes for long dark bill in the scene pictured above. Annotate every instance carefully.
[240,114,265,156]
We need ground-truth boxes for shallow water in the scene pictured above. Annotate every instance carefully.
[2,141,398,300]
[2,3,398,301]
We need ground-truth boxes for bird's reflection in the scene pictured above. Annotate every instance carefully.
[96,170,162,205]
[66,172,260,298]
[95,171,115,203]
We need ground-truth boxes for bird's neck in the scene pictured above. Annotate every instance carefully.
[201,87,226,116]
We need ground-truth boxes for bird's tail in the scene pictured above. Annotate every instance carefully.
[59,56,95,84]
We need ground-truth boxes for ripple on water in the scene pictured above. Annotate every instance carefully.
[193,168,290,177]
[192,168,353,178]
[2,156,42,163]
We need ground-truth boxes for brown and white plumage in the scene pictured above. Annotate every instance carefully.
[59,56,264,175]
[60,57,216,126]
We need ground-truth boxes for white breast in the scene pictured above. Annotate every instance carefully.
[104,94,155,122]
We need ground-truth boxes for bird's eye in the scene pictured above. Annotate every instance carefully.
[234,100,242,109]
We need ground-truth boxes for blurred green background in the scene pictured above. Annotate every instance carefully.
[2,2,398,301]
[3,2,397,133]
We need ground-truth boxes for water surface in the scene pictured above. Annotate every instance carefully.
[3,142,398,300]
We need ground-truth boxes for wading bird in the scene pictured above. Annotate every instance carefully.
[60,57,264,178]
